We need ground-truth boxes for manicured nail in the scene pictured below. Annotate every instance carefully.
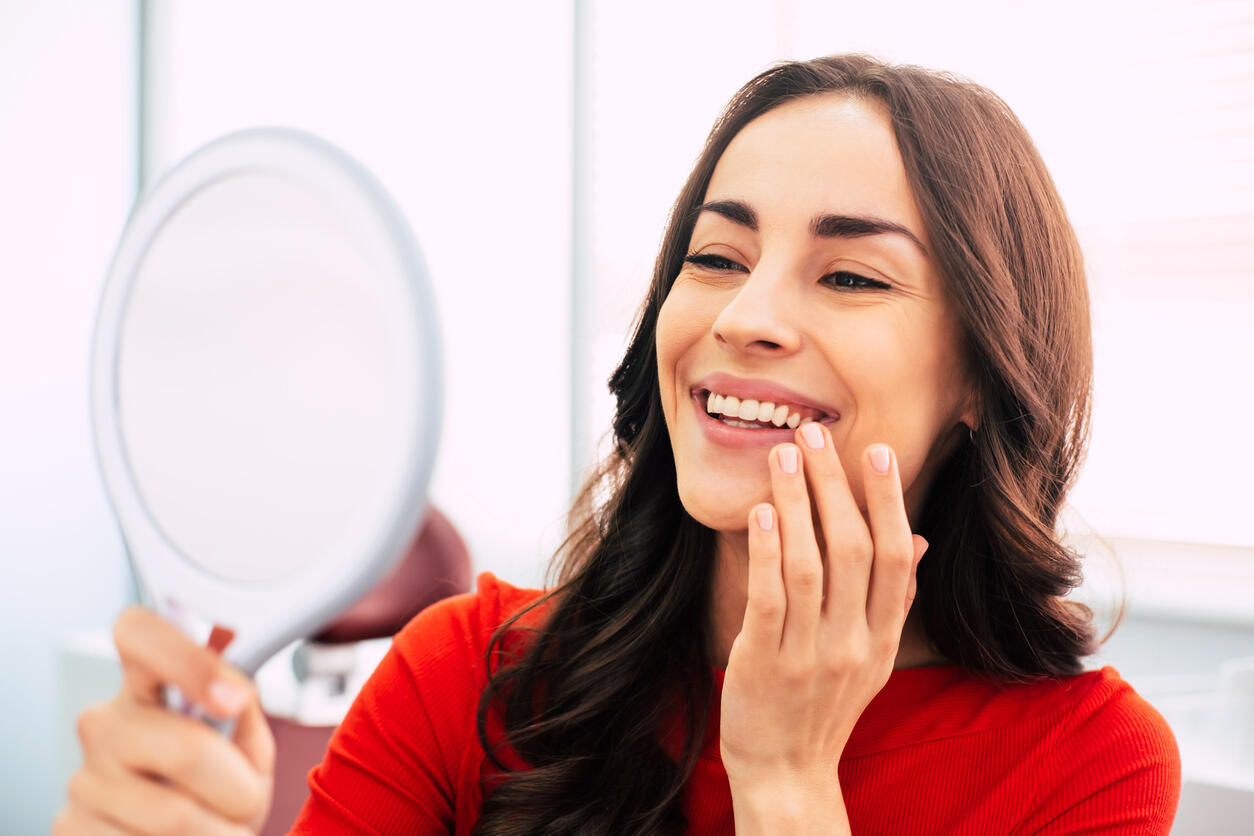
[800,422,824,449]
[208,679,249,715]
[778,445,799,474]
[869,444,891,474]
[756,507,774,531]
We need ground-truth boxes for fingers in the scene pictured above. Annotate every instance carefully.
[769,443,824,658]
[752,433,924,671]
[59,608,277,835]
[794,421,874,624]
[113,606,251,719]
[906,534,928,616]
[862,444,920,637]
[51,805,130,836]
[232,682,278,778]
[77,699,269,824]
[64,767,255,836]
[741,503,786,654]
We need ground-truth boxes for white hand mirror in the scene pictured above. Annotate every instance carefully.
[90,128,442,721]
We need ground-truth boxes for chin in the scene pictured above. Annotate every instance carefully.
[675,472,768,532]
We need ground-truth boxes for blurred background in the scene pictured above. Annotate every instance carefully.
[2,0,1252,832]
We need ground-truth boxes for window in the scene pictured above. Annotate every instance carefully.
[580,0,1254,551]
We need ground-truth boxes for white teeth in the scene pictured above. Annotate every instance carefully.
[703,389,835,428]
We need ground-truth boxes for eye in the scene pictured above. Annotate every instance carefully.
[821,271,891,291]
[682,252,748,272]
[683,252,890,291]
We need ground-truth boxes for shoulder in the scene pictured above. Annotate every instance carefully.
[293,572,548,831]
[1042,666,1179,769]
[390,570,548,683]
[1019,666,1182,833]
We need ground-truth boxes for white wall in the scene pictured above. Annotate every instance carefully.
[145,0,575,591]
[0,2,136,831]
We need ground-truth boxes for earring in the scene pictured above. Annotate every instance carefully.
[968,424,976,443]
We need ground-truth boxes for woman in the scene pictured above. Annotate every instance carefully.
[57,54,1180,835]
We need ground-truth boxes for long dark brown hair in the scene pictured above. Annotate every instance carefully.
[471,53,1098,835]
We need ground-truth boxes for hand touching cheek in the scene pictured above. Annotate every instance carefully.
[720,421,927,830]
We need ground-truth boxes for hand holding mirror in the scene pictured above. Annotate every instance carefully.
[90,128,442,731]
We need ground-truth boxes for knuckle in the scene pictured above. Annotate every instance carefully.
[217,774,267,824]
[788,562,823,591]
[164,734,206,784]
[65,769,92,806]
[748,596,784,622]
[112,605,149,650]
[75,703,108,749]
[871,632,898,656]
[153,797,199,836]
[778,659,810,684]
[823,645,865,672]
[239,777,271,823]
[825,527,870,562]
[835,529,873,560]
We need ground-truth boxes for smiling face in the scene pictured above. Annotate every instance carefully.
[656,93,978,536]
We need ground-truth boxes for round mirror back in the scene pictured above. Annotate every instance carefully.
[117,171,413,585]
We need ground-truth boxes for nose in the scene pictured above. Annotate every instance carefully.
[711,258,803,356]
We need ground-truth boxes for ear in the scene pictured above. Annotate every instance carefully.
[957,383,981,436]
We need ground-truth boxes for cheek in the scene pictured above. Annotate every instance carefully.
[830,316,964,488]
[655,287,709,400]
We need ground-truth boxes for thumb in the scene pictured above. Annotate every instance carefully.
[911,534,929,567]
[232,683,277,778]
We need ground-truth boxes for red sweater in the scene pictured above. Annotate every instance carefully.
[291,572,1181,834]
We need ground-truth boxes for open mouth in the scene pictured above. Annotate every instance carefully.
[693,387,839,430]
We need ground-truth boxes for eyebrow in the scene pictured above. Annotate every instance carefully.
[687,199,928,256]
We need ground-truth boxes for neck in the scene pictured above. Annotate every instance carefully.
[705,529,947,671]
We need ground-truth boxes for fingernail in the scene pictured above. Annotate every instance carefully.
[778,445,799,474]
[869,444,891,474]
[208,679,249,715]
[755,507,774,531]
[800,422,824,449]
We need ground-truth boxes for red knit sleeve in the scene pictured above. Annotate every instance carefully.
[1021,668,1182,835]
[287,576,503,835]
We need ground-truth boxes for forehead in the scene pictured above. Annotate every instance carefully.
[704,94,928,245]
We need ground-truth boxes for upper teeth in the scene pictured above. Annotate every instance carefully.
[704,391,829,429]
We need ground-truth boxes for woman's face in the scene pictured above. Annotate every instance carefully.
[656,93,978,534]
